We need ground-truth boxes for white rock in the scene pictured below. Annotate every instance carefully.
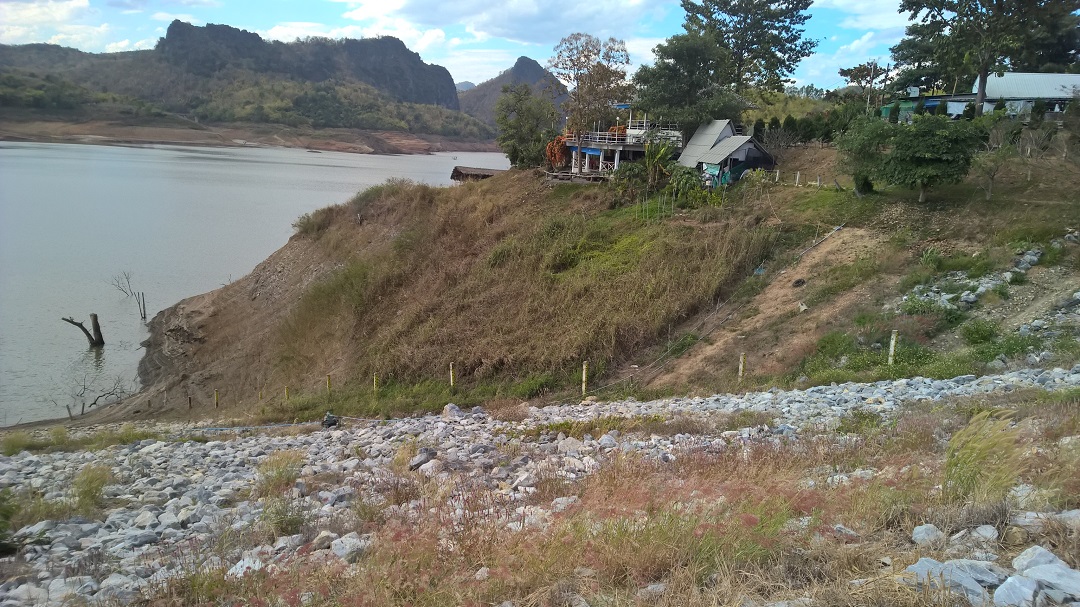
[912,523,946,547]
[994,575,1039,607]
[1023,564,1080,600]
[226,557,264,579]
[1012,545,1066,575]
[330,532,371,563]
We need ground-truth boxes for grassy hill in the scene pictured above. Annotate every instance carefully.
[123,141,1080,427]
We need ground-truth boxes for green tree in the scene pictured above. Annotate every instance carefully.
[768,116,781,131]
[878,114,981,203]
[548,33,633,132]
[838,61,887,94]
[633,32,744,139]
[782,114,798,132]
[898,0,1080,115]
[972,113,1019,200]
[753,118,766,137]
[681,0,818,91]
[887,102,900,124]
[836,116,894,194]
[494,84,558,167]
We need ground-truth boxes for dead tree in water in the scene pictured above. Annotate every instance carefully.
[62,313,105,347]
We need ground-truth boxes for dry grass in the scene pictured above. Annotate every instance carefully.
[253,450,306,498]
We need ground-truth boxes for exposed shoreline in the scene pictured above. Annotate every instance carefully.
[0,118,499,156]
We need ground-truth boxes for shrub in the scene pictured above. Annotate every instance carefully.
[72,464,113,513]
[255,450,306,497]
[1,432,31,456]
[943,412,1022,504]
[48,427,69,447]
[292,207,338,236]
[261,497,308,536]
[837,409,883,434]
[961,319,999,345]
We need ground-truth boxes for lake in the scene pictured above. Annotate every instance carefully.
[0,142,509,425]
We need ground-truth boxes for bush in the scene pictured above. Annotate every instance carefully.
[292,207,338,236]
[0,490,16,556]
[961,319,999,345]
[261,497,308,536]
[1,432,31,456]
[255,450,306,497]
[73,464,113,513]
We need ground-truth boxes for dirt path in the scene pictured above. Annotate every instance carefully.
[648,227,894,389]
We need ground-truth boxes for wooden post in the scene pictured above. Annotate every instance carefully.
[66,404,74,421]
[795,171,800,186]
[774,170,779,183]
[373,374,378,397]
[188,395,192,410]
[888,330,899,366]
[285,386,289,401]
[582,361,589,396]
[326,374,331,395]
[214,389,219,408]
[738,353,747,382]
[450,362,455,388]
[817,175,822,188]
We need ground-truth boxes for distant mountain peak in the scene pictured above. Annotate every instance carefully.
[456,81,476,92]
[458,56,567,125]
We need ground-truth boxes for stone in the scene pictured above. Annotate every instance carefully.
[132,510,158,528]
[945,559,1008,587]
[994,575,1039,607]
[226,557,264,579]
[912,523,946,547]
[1024,564,1080,600]
[330,532,371,563]
[598,434,618,449]
[972,525,999,543]
[408,448,436,471]
[903,557,989,606]
[312,530,338,551]
[557,437,584,455]
[442,403,463,418]
[552,496,579,513]
[417,459,444,476]
[1012,545,1066,575]
[637,582,668,601]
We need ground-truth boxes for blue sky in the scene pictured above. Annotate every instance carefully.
[0,0,915,90]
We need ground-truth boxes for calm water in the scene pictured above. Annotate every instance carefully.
[0,142,508,425]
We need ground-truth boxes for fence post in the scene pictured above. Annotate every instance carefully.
[450,362,455,388]
[326,374,331,396]
[373,374,378,397]
[795,171,801,186]
[582,361,589,396]
[214,389,219,408]
[738,353,747,383]
[888,330,899,366]
[774,170,779,183]
[817,175,822,188]
[285,386,289,401]
[188,396,192,410]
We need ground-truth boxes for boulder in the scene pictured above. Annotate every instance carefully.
[330,532,372,563]
[912,523,946,547]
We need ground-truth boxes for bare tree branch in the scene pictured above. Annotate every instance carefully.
[62,314,104,347]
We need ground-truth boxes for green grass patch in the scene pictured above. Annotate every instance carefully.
[804,256,880,305]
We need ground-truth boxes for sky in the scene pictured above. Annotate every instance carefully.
[0,0,917,91]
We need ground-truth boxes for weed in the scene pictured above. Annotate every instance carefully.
[943,412,1022,504]
[292,207,339,236]
[260,497,309,537]
[805,257,880,306]
[1,432,34,456]
[254,450,306,498]
[48,427,69,446]
[837,409,883,434]
[72,464,113,513]
[960,319,999,345]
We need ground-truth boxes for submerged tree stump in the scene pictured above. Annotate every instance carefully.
[62,313,105,347]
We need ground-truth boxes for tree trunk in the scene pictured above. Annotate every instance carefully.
[918,184,928,203]
[62,314,105,347]
[974,69,989,117]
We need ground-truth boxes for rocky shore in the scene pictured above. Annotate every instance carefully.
[3,368,1080,606]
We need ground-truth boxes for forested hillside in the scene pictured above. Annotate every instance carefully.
[0,21,492,140]
[459,56,567,125]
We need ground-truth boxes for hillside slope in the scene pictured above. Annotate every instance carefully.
[123,172,775,423]
[459,57,568,125]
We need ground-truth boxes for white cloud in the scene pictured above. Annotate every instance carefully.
[0,0,90,27]
[105,38,132,51]
[624,36,665,69]
[812,0,912,30]
[793,30,902,87]
[48,23,111,48]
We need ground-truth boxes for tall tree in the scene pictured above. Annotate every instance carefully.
[879,114,981,202]
[548,33,633,132]
[633,32,744,139]
[838,61,888,94]
[494,84,558,167]
[898,0,1080,114]
[681,0,818,92]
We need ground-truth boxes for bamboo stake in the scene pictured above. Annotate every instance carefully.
[450,363,455,388]
[738,353,747,382]
[582,361,589,396]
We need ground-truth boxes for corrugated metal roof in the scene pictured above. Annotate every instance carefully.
[978,73,1080,99]
[696,136,754,165]
[678,120,733,167]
